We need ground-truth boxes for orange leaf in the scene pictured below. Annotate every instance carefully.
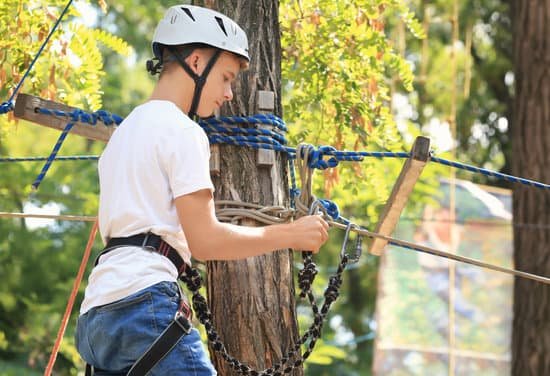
[49,64,56,86]
[310,11,321,26]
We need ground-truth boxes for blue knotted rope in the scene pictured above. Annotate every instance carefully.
[199,122,287,145]
[0,0,545,193]
[35,107,123,126]
[318,199,349,224]
[32,122,75,190]
[308,198,351,225]
[0,101,14,114]
[200,114,287,132]
[430,156,550,190]
[28,105,550,191]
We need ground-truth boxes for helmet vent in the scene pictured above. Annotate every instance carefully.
[180,7,196,21]
[215,16,228,36]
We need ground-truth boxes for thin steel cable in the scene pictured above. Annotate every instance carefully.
[0,212,96,222]
[327,220,550,285]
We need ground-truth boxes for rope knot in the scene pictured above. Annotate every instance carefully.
[70,109,94,124]
[324,276,343,302]
[298,260,318,297]
[0,101,14,114]
[318,199,340,221]
[307,145,339,170]
[95,110,123,126]
[289,188,301,199]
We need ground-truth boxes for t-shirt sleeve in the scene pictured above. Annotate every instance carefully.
[158,124,214,199]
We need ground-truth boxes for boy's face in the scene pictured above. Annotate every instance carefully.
[196,51,241,118]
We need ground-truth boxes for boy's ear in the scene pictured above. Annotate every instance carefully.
[185,52,202,75]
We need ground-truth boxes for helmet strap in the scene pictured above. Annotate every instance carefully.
[167,46,222,119]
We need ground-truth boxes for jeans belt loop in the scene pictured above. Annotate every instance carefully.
[141,232,151,247]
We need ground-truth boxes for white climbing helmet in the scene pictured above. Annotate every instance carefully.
[152,5,250,64]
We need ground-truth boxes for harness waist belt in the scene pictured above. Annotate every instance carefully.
[103,233,188,276]
[87,233,193,375]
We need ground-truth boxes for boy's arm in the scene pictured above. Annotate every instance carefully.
[175,189,329,261]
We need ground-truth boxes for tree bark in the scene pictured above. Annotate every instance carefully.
[510,1,550,375]
[197,1,303,375]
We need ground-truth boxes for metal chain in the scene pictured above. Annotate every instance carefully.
[179,253,349,375]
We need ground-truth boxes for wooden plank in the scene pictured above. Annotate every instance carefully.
[256,90,276,167]
[209,108,221,176]
[370,136,431,255]
[209,144,221,176]
[13,93,116,143]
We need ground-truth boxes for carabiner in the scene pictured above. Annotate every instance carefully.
[340,222,353,259]
[340,222,363,263]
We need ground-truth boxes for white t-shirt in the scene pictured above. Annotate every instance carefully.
[80,100,214,314]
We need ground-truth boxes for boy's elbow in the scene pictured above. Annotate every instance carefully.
[186,234,221,262]
[190,247,210,262]
[183,220,223,262]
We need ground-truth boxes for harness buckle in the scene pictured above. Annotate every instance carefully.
[174,311,192,335]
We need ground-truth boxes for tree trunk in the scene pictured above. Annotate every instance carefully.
[198,1,303,375]
[510,1,550,375]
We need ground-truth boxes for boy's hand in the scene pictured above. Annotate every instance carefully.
[289,215,330,253]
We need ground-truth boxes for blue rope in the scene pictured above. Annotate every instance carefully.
[32,122,75,190]
[199,122,287,145]
[430,156,550,190]
[0,0,544,193]
[36,107,123,126]
[200,114,287,132]
[318,199,350,224]
[341,151,410,159]
[0,155,98,163]
[30,106,550,191]
[207,134,294,154]
[0,0,74,114]
[0,101,14,114]
[26,107,400,170]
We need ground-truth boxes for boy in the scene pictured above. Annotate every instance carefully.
[75,5,329,375]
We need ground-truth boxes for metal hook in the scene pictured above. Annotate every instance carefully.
[350,233,363,263]
[340,222,353,259]
[340,222,363,264]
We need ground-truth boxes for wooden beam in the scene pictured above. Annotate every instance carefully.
[13,93,116,143]
[370,136,431,255]
[209,108,221,176]
[256,90,276,167]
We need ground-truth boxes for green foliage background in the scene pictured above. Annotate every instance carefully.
[0,0,512,374]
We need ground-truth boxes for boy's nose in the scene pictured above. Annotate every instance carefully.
[224,86,233,101]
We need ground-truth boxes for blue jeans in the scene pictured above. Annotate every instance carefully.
[75,281,216,375]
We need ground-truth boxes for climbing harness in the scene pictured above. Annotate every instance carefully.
[82,217,350,376]
[86,233,192,375]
